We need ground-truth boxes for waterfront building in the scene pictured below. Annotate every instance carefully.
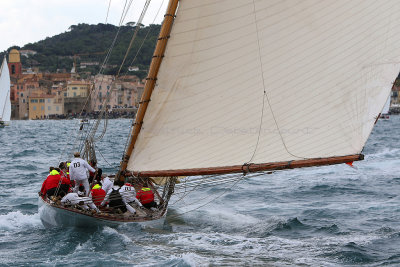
[91,74,114,112]
[109,75,144,110]
[44,96,63,118]
[66,80,91,98]
[64,80,93,115]
[28,94,49,120]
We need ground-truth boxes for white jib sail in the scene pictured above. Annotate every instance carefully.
[128,0,400,172]
[0,57,11,122]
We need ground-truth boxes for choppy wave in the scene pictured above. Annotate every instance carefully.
[1,117,400,266]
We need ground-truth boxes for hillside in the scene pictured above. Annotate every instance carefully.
[1,23,161,78]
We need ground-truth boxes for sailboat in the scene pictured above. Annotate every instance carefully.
[38,0,400,228]
[380,95,391,120]
[0,56,11,127]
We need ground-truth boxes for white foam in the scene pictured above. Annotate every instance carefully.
[0,211,42,231]
[163,224,389,266]
[168,253,205,267]
[102,226,132,244]
[367,147,400,159]
[183,208,259,229]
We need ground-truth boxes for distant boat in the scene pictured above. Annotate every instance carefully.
[380,95,391,120]
[79,118,89,130]
[0,56,11,127]
[39,0,400,228]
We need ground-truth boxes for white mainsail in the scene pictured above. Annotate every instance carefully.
[0,57,11,123]
[127,0,400,173]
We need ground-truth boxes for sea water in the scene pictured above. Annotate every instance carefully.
[0,117,400,266]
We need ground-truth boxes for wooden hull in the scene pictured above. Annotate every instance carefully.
[38,197,166,229]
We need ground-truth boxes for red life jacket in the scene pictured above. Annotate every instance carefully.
[40,174,71,196]
[60,170,70,181]
[136,188,154,204]
[91,188,106,206]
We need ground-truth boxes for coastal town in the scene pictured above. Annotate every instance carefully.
[6,48,144,120]
[6,47,400,121]
[4,1,400,266]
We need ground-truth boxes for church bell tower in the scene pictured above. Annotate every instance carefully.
[8,49,22,76]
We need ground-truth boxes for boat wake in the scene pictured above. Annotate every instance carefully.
[0,211,42,230]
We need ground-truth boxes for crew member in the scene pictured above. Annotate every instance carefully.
[59,162,69,180]
[100,174,113,194]
[41,169,71,197]
[89,184,106,207]
[136,184,157,209]
[69,152,96,196]
[100,180,132,214]
[120,182,143,213]
[88,160,97,184]
[61,192,99,212]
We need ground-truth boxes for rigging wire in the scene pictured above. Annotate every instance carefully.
[96,145,114,168]
[165,172,270,222]
[73,0,133,152]
[72,0,159,169]
[58,0,132,164]
[117,0,152,77]
[119,0,165,80]
[119,0,166,162]
[166,174,248,221]
[105,0,112,24]
[172,176,244,200]
[247,0,306,163]
[96,0,166,168]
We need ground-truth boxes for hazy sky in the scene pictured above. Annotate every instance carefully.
[0,0,168,52]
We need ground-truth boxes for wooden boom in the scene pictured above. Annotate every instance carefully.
[131,154,364,177]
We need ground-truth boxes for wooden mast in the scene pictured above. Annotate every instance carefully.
[118,0,179,179]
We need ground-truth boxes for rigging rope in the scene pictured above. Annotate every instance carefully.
[105,0,112,24]
[117,0,152,77]
[119,0,165,80]
[247,0,306,163]
[78,0,153,153]
[96,144,114,168]
[57,0,132,164]
[66,0,136,163]
[166,174,248,221]
[165,172,271,222]
[56,0,164,173]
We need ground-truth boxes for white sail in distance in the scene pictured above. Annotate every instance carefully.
[128,0,400,173]
[382,95,391,115]
[0,57,11,123]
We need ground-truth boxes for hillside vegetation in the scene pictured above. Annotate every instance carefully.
[2,23,161,78]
